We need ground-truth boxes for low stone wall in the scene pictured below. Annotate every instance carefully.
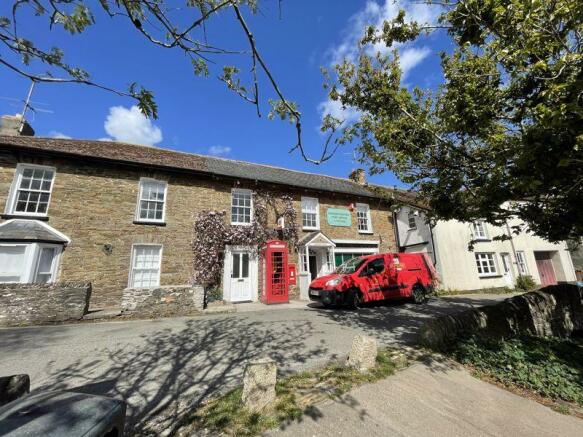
[420,284,583,350]
[0,282,91,326]
[121,285,204,317]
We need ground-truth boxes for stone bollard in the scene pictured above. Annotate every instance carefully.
[347,335,378,372]
[241,357,277,413]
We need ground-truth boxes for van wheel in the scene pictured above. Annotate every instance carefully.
[347,289,363,310]
[411,285,427,304]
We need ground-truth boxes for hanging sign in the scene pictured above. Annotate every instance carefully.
[327,208,352,227]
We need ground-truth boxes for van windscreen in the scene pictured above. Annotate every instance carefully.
[335,257,365,274]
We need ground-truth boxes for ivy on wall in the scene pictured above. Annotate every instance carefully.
[192,191,299,289]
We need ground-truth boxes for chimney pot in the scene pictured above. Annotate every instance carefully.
[349,168,366,185]
[0,114,35,137]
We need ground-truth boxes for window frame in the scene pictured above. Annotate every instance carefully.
[356,203,373,234]
[5,164,57,217]
[407,211,417,230]
[128,244,163,289]
[301,196,320,230]
[0,242,62,284]
[516,250,529,275]
[230,188,253,226]
[134,178,168,224]
[472,220,489,240]
[475,252,499,277]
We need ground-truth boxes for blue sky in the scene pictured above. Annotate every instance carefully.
[0,1,449,187]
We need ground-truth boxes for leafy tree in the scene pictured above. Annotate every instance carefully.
[323,0,583,242]
[0,0,335,163]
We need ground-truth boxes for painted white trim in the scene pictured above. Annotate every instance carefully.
[333,247,379,254]
[223,245,258,302]
[135,178,168,224]
[301,196,320,230]
[128,243,163,289]
[332,239,379,245]
[5,163,57,217]
[0,242,62,283]
[475,252,500,277]
[230,188,253,226]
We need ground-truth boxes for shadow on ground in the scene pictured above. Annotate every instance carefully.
[309,294,509,345]
[20,317,329,436]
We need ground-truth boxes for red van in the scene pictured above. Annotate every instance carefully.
[308,252,437,309]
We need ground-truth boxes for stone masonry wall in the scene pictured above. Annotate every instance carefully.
[0,282,91,326]
[420,284,583,350]
[0,150,397,308]
[121,285,204,317]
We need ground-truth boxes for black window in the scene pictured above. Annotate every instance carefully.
[362,258,385,276]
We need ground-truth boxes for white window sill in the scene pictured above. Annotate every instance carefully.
[358,230,374,235]
[2,213,49,221]
[231,222,252,226]
[478,273,502,278]
[134,220,166,226]
[302,227,320,231]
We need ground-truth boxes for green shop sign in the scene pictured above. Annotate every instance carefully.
[327,208,352,227]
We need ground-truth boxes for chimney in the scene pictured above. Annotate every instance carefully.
[0,114,35,136]
[349,168,366,185]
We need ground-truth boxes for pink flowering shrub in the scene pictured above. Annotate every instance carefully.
[192,192,298,291]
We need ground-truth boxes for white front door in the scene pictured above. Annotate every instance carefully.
[230,250,252,302]
[500,253,514,287]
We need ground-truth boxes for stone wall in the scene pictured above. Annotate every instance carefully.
[420,284,583,350]
[121,285,204,317]
[0,150,396,308]
[0,282,91,326]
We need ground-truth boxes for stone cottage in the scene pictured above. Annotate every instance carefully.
[0,125,401,309]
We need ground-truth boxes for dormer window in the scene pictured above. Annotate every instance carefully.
[5,164,55,216]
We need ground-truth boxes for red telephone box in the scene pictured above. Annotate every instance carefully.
[262,240,289,304]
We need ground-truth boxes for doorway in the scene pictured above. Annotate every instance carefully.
[223,246,258,302]
[500,253,514,287]
[535,252,557,286]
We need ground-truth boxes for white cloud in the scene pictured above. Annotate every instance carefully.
[48,131,71,139]
[399,47,432,76]
[207,145,231,156]
[103,105,162,146]
[328,0,438,76]
[319,1,438,123]
[317,98,360,125]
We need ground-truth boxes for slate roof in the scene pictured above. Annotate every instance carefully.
[0,219,69,243]
[0,135,417,201]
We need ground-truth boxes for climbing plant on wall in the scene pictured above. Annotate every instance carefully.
[192,191,298,290]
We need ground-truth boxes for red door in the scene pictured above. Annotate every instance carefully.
[535,252,557,286]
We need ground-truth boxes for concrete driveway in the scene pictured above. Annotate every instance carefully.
[0,294,511,435]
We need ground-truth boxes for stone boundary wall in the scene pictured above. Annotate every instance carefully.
[420,284,583,350]
[0,282,91,326]
[121,285,204,317]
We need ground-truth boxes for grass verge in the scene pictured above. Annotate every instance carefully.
[449,335,583,415]
[182,348,398,436]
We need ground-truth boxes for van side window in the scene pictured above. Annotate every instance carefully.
[361,258,385,276]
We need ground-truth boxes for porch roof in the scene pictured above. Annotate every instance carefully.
[298,231,335,247]
[0,219,70,244]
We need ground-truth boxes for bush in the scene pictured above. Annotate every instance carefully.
[515,275,536,291]
[451,335,583,405]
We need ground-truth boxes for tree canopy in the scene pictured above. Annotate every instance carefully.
[324,0,582,242]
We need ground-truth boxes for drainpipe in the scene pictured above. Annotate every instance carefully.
[428,220,437,267]
[392,210,401,253]
[505,220,521,278]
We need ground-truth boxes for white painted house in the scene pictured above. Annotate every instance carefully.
[395,205,577,291]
